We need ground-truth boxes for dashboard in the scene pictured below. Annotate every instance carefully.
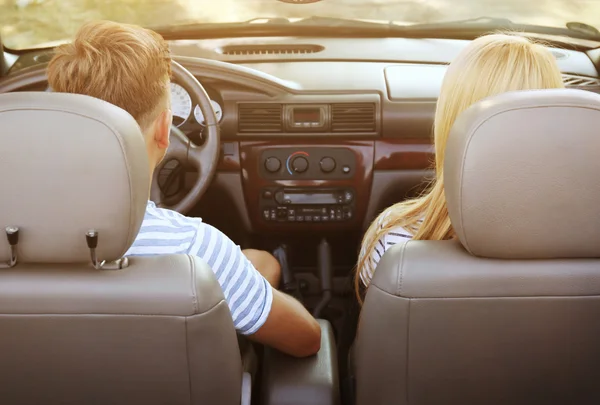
[3,36,600,235]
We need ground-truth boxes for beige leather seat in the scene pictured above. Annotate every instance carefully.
[355,89,600,405]
[0,92,244,405]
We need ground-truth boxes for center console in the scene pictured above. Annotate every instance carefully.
[239,140,374,232]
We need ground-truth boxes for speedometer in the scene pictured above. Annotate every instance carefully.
[194,101,223,125]
[170,83,192,126]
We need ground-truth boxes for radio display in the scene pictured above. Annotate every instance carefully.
[283,191,337,205]
[292,108,321,124]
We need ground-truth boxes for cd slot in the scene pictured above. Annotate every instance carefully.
[274,188,353,205]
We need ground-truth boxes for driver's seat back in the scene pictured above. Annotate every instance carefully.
[0,92,243,405]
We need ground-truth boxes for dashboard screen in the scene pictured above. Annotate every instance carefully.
[283,191,337,205]
[292,108,321,124]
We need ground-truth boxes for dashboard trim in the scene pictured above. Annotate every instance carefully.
[374,138,434,170]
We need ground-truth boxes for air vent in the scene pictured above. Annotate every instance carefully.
[238,103,283,133]
[562,73,600,87]
[219,44,324,56]
[331,103,376,133]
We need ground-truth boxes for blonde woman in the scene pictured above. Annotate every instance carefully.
[356,33,564,302]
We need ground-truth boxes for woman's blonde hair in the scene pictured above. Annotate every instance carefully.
[355,33,564,302]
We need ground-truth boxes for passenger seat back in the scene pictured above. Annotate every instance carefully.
[356,89,600,405]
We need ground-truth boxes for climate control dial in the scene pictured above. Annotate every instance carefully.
[264,157,281,173]
[320,156,336,173]
[291,156,309,173]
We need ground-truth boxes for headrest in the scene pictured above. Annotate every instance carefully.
[445,89,600,259]
[0,92,149,264]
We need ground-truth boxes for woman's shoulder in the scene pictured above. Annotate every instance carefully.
[374,220,421,257]
[382,226,414,244]
[377,213,423,242]
[359,209,424,288]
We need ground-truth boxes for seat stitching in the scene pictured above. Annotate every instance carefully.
[184,316,194,405]
[189,255,198,314]
[396,240,409,296]
[405,298,411,404]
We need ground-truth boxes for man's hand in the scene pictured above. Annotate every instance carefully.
[242,249,319,357]
[248,288,321,358]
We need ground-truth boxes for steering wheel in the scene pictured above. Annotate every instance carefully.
[150,61,220,213]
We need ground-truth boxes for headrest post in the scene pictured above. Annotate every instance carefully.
[85,229,129,271]
[0,226,19,269]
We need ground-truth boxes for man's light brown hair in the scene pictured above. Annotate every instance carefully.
[47,20,171,130]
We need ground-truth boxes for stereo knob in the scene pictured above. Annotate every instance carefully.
[292,156,309,173]
[264,157,281,173]
[320,157,336,173]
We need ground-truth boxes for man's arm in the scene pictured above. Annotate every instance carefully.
[189,222,320,357]
[249,288,321,358]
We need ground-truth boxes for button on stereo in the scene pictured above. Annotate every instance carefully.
[263,206,353,223]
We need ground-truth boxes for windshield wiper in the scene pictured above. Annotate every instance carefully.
[154,16,600,43]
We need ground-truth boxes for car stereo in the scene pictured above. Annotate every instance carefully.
[260,187,355,223]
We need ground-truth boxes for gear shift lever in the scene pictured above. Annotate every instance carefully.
[273,244,302,300]
[313,238,333,318]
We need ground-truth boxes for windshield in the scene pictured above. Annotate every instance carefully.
[2,0,600,49]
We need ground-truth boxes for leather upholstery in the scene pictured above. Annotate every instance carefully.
[0,92,243,405]
[0,257,243,405]
[356,241,600,405]
[0,92,149,263]
[445,89,600,259]
[355,89,600,405]
[261,320,339,405]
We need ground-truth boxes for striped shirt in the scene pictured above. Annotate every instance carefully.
[359,216,423,287]
[126,201,273,335]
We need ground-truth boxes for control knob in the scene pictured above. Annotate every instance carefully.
[264,157,281,173]
[291,156,309,173]
[320,156,336,173]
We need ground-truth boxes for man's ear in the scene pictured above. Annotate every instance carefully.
[155,109,171,149]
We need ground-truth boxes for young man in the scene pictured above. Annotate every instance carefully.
[47,20,320,357]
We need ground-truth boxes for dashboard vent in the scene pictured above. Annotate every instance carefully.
[219,44,324,56]
[238,103,283,133]
[562,74,600,87]
[331,103,376,133]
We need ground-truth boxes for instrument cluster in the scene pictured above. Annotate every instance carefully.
[170,82,223,127]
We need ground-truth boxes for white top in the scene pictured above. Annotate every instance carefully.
[359,216,422,287]
[126,202,272,335]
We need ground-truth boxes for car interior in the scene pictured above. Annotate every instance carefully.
[2,1,600,404]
